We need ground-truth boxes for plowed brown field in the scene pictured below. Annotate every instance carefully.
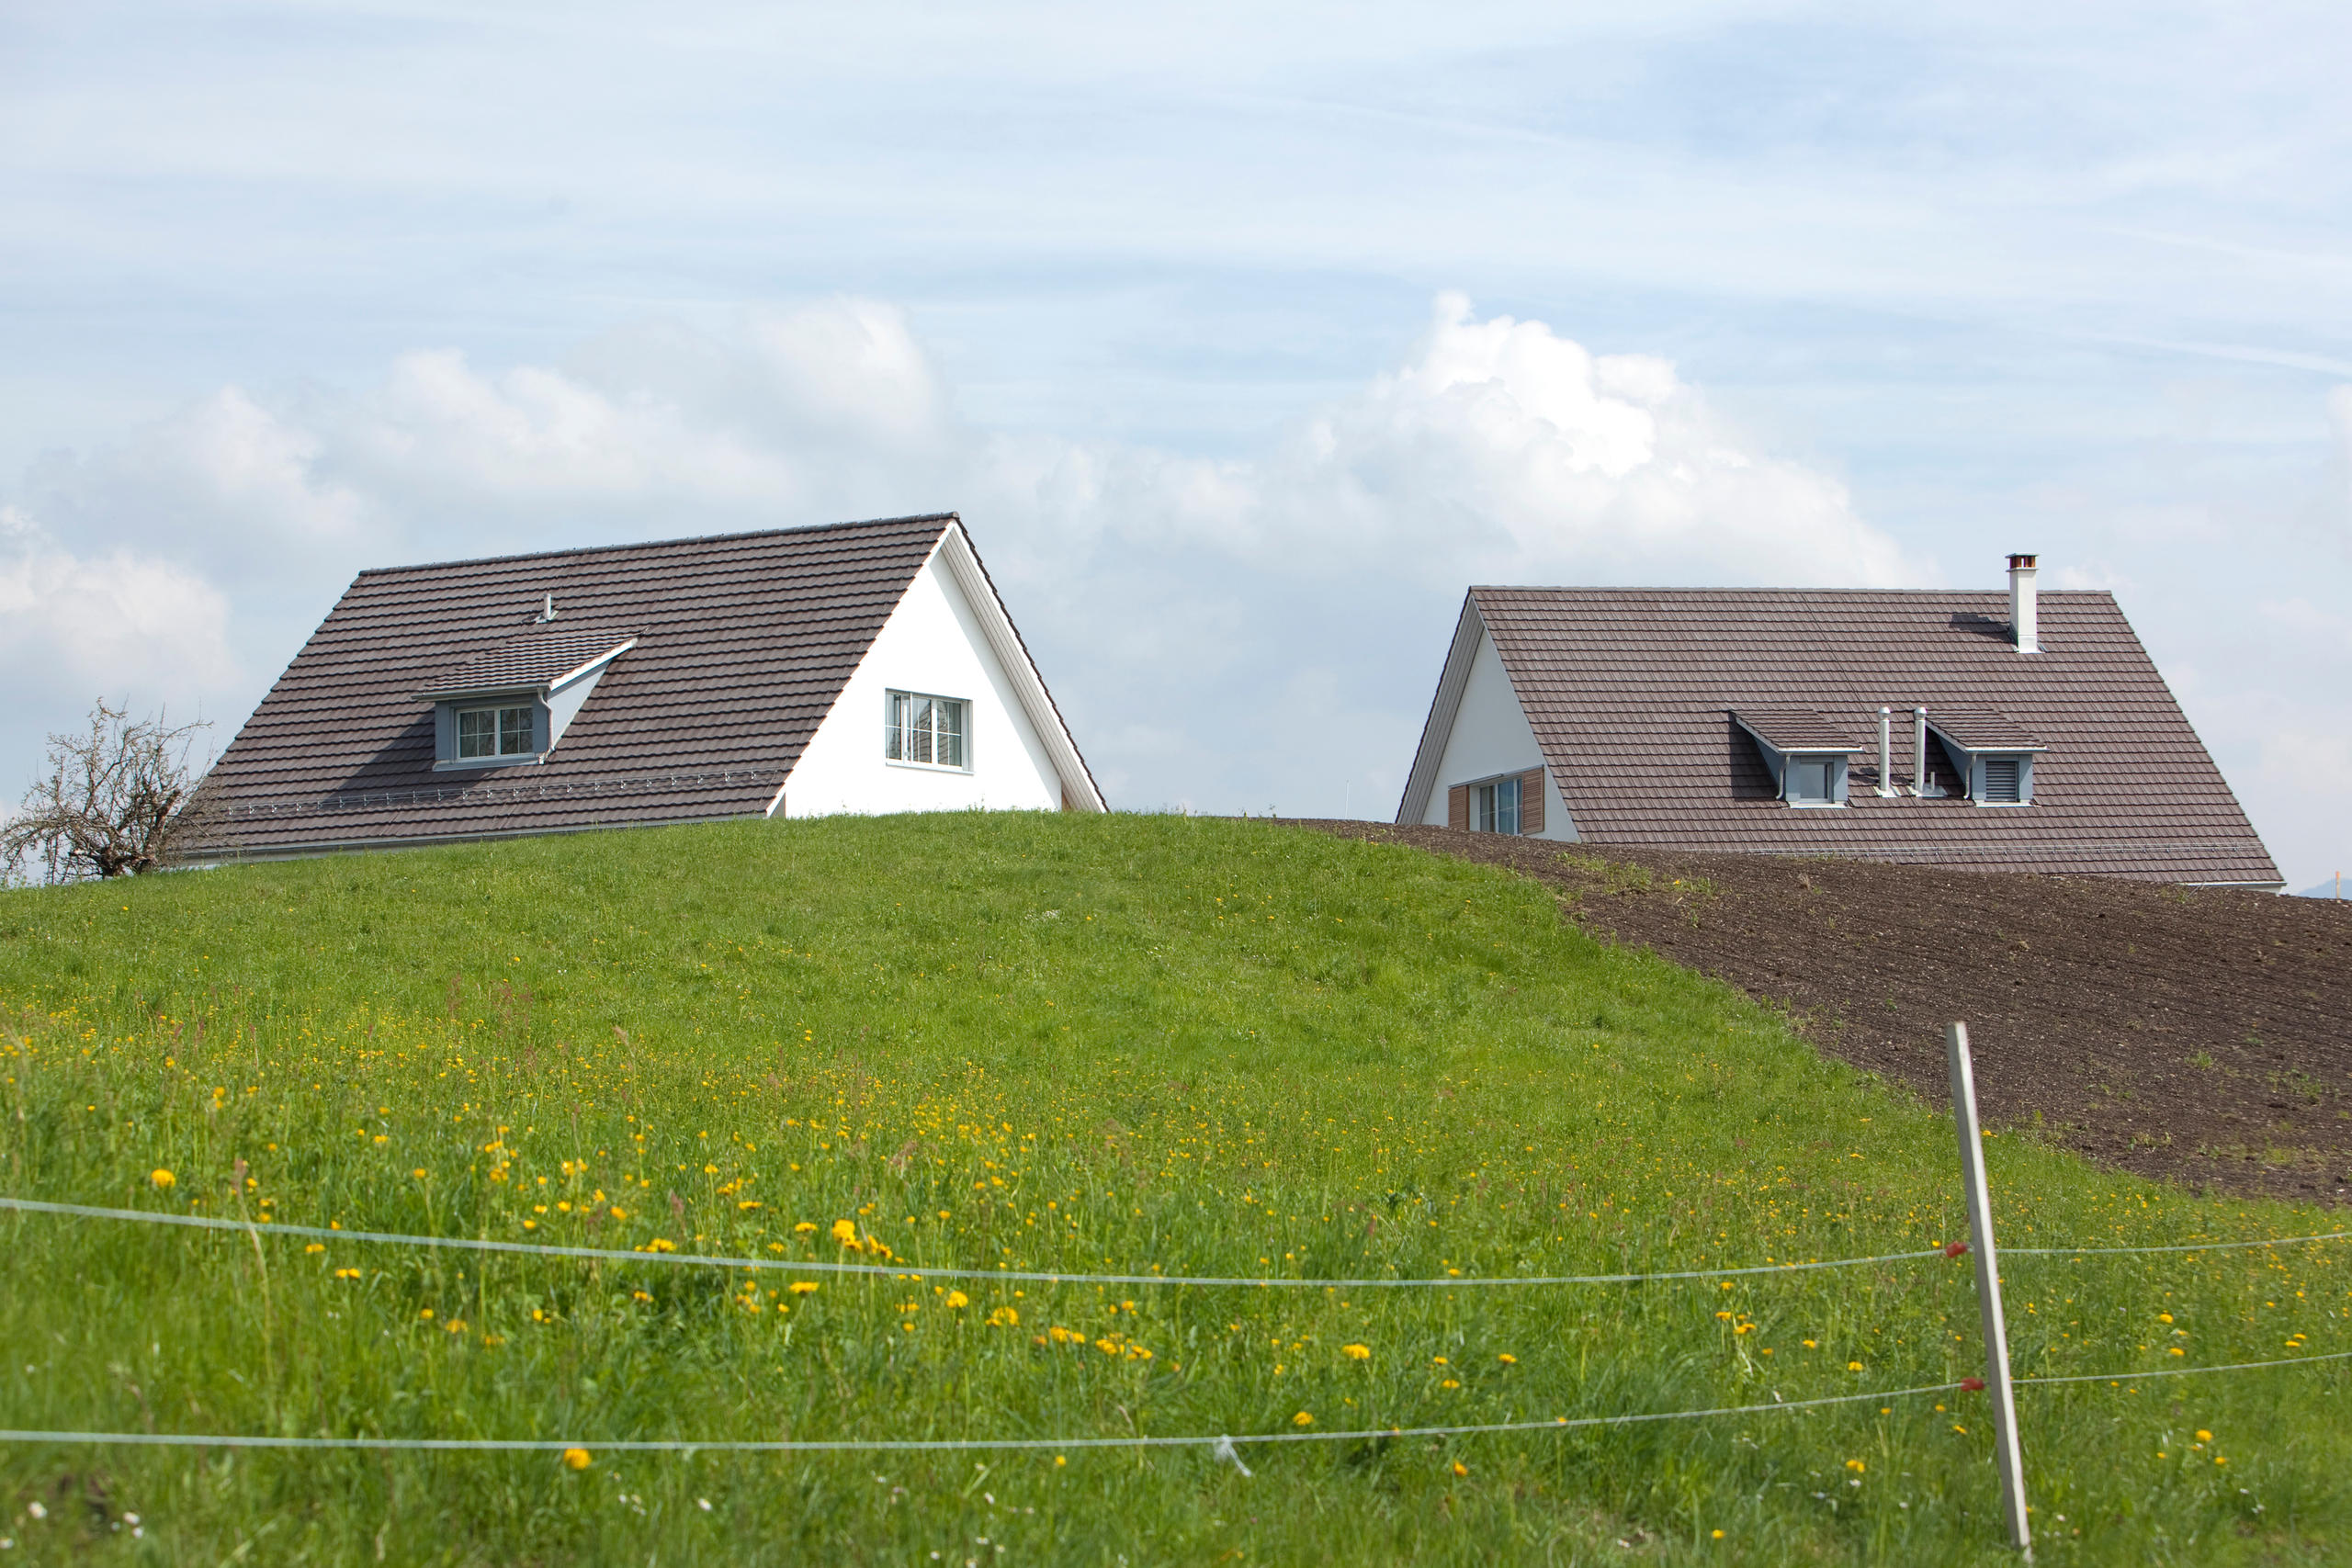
[1298,820,2352,1205]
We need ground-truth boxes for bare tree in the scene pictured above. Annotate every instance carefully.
[3,701,215,882]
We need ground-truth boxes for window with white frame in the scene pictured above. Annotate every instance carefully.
[1473,774,1521,834]
[456,703,538,760]
[885,691,969,769]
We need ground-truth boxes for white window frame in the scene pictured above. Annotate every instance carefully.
[884,690,972,773]
[454,701,540,762]
[1471,773,1521,834]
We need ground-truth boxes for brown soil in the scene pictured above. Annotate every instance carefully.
[1294,820,2352,1205]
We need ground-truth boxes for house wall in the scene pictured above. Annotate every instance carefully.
[781,549,1064,817]
[1417,627,1576,840]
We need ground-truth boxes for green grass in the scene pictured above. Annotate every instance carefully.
[0,813,2346,1564]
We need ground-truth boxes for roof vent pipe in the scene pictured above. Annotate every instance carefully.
[2007,554,2038,653]
[1912,705,1934,797]
[536,593,558,625]
[1876,706,1899,796]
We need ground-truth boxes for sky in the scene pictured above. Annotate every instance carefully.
[3,1,2348,887]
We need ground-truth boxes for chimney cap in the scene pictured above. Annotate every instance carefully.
[2007,553,2037,570]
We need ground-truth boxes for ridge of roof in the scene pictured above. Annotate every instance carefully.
[351,512,959,580]
[1471,583,2114,599]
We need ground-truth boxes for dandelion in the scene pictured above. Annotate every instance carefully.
[1497,1353,1516,1364]
[1293,1412,1314,1427]
[1054,1456,1066,1468]
[413,1168,427,1179]
[987,1306,1019,1328]
[1440,1379,1461,1389]
[831,1219,858,1247]
[1848,1361,1863,1371]
[646,1238,676,1253]
[609,1207,628,1221]
[419,1308,434,1320]
[562,1448,593,1471]
[2196,1429,2212,1442]
[1342,1344,1371,1360]
[150,1169,174,1189]
[794,1222,817,1234]
[1845,1460,1865,1473]
[633,1291,654,1303]
[1712,1530,1725,1540]
[304,1243,325,1255]
[1451,1461,1467,1476]
[788,1281,820,1296]
[944,1290,969,1309]
[334,1268,362,1280]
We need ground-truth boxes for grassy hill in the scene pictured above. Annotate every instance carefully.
[0,814,2346,1563]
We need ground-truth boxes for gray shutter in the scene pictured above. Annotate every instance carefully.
[1519,768,1544,835]
[1448,784,1469,831]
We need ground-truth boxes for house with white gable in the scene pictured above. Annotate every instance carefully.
[1396,555,2280,887]
[187,513,1102,857]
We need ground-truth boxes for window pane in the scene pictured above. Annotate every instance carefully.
[1790,758,1834,801]
[938,700,965,768]
[498,706,536,754]
[885,693,906,759]
[910,697,933,763]
[1497,776,1520,835]
[458,709,496,757]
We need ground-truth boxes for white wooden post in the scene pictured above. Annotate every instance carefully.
[1948,1021,2031,1555]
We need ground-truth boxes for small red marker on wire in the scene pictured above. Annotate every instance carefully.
[1944,1241,1970,1258]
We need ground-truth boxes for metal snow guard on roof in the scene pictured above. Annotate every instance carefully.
[413,627,639,702]
[1729,707,1863,753]
[1925,708,2046,752]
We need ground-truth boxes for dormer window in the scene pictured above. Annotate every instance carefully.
[414,626,638,772]
[1923,710,2046,807]
[1732,709,1860,808]
[457,704,537,760]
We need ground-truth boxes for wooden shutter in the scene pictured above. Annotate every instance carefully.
[1519,768,1544,835]
[1447,784,1469,831]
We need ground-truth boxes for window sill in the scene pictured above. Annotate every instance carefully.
[884,758,973,776]
[1785,800,1846,809]
[434,754,546,773]
[1972,799,2032,808]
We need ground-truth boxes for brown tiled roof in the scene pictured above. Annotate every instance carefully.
[1730,707,1862,752]
[1926,708,2044,750]
[1405,586,2280,886]
[187,514,967,855]
[413,626,639,699]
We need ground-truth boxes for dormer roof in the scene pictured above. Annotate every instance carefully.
[413,627,639,701]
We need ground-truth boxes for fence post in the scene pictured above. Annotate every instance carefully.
[1949,1021,2031,1555]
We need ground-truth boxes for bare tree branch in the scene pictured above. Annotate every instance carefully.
[2,700,215,882]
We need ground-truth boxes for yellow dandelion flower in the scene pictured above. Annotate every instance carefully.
[334,1268,362,1280]
[794,1222,817,1234]
[419,1308,434,1320]
[150,1169,175,1190]
[412,1168,427,1179]
[1451,1461,1467,1477]
[304,1243,325,1255]
[609,1207,628,1221]
[944,1290,969,1309]
[1845,1460,1865,1473]
[1497,1353,1517,1364]
[987,1306,1020,1328]
[1341,1344,1371,1360]
[562,1448,593,1471]
[2196,1429,2212,1442]
[830,1219,858,1247]
[788,1281,820,1296]
[1848,1361,1863,1371]
[1293,1412,1314,1427]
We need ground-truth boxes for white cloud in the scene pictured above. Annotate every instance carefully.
[0,505,238,706]
[1,293,1912,817]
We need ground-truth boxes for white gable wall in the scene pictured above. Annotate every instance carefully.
[779,549,1064,817]
[1418,626,1577,840]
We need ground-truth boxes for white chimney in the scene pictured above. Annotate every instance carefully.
[2007,553,2038,654]
[1875,706,1898,796]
